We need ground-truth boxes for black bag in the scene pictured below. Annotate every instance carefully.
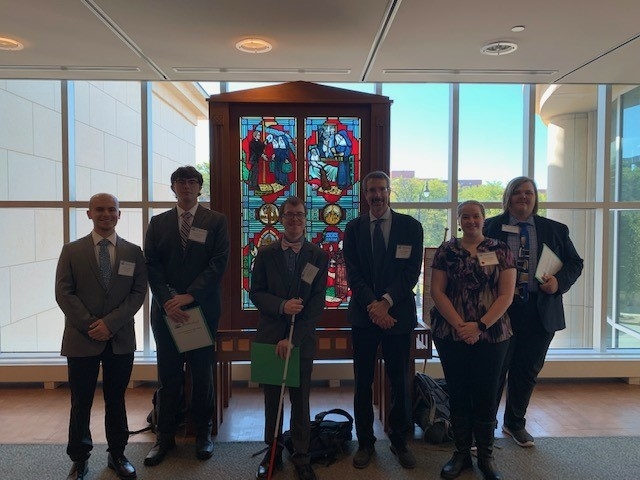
[283,408,353,465]
[412,372,454,444]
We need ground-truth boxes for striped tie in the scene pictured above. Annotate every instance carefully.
[180,211,192,249]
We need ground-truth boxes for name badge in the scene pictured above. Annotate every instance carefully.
[396,245,412,259]
[118,260,136,276]
[477,251,499,266]
[502,224,519,234]
[301,262,320,285]
[189,227,208,244]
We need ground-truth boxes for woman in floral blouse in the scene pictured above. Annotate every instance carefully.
[430,200,516,480]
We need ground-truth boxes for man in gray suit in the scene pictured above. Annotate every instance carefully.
[144,166,230,466]
[56,193,147,480]
[250,196,328,480]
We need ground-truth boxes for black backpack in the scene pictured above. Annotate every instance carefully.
[412,372,454,444]
[283,408,353,465]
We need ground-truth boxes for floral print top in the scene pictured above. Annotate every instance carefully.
[430,237,515,343]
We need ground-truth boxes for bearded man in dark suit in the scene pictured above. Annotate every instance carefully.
[344,171,424,470]
[56,193,147,480]
[144,166,230,466]
[484,176,583,449]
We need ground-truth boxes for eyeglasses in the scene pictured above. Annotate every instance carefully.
[366,187,389,194]
[282,212,306,220]
[175,179,200,186]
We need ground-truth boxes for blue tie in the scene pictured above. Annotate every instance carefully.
[516,222,530,302]
[98,238,111,287]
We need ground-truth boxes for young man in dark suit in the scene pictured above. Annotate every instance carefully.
[250,196,328,480]
[343,171,424,470]
[56,193,147,480]
[144,166,230,466]
[484,176,583,449]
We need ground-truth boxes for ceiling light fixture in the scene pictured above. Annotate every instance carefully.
[511,25,525,33]
[0,37,24,51]
[235,38,272,54]
[480,41,518,56]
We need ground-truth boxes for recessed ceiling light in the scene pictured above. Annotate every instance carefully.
[235,38,272,54]
[480,41,518,56]
[511,25,525,33]
[0,37,24,51]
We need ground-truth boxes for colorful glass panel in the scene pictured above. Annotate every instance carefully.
[305,117,361,308]
[240,116,297,309]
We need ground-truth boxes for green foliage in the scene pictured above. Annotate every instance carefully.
[196,163,211,202]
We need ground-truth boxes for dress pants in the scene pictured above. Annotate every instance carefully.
[152,314,215,436]
[66,342,134,461]
[263,358,313,465]
[434,337,509,423]
[497,293,555,430]
[352,326,411,447]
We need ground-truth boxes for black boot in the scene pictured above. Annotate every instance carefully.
[473,421,503,480]
[440,416,473,479]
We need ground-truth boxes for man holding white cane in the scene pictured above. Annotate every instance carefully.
[250,196,328,480]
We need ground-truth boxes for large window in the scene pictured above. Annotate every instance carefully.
[1,80,639,358]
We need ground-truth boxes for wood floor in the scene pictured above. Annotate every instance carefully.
[1,379,639,445]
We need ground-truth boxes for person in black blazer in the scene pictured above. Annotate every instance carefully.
[144,166,230,466]
[250,196,329,480]
[484,176,583,448]
[344,171,424,470]
[56,193,147,480]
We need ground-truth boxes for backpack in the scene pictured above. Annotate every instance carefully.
[412,372,454,444]
[283,408,353,465]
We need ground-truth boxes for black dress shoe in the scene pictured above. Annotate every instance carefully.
[66,460,88,480]
[108,453,137,480]
[144,439,176,467]
[256,448,283,479]
[195,434,214,460]
[294,463,317,480]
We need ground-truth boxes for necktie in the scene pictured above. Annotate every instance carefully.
[281,237,302,254]
[372,218,385,294]
[516,222,530,302]
[180,211,192,249]
[98,238,111,287]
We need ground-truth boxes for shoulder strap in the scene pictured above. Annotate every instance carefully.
[314,408,354,423]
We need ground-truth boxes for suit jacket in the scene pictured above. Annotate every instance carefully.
[484,212,584,333]
[344,210,424,334]
[56,234,147,357]
[250,240,328,359]
[145,205,230,333]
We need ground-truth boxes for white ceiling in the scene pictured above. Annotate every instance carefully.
[2,0,640,85]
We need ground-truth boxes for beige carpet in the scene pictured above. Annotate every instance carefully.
[1,437,639,479]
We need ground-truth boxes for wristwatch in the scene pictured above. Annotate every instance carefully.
[477,320,487,332]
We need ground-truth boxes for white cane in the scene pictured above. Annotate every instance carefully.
[267,311,297,480]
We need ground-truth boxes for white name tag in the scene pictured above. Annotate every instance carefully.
[118,260,136,276]
[396,245,412,259]
[301,262,320,285]
[477,251,499,266]
[189,227,208,244]
[502,224,519,234]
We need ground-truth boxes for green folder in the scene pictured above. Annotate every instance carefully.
[250,342,300,387]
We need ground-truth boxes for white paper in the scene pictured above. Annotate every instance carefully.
[301,262,319,285]
[535,244,563,283]
[164,306,213,353]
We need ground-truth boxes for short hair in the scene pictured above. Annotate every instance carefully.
[170,165,203,186]
[280,196,307,216]
[89,192,119,210]
[502,176,539,215]
[457,200,485,218]
[362,171,391,192]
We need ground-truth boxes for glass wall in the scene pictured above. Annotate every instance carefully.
[1,79,639,358]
